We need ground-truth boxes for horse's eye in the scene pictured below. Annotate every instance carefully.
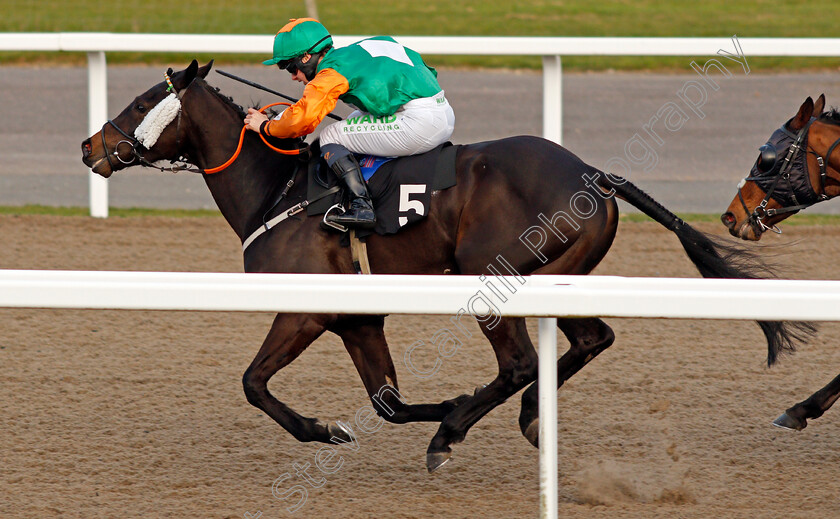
[136,103,147,113]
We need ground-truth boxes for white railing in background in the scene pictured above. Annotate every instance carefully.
[2,33,840,217]
[2,270,840,519]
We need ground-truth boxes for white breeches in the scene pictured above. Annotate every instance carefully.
[319,91,455,157]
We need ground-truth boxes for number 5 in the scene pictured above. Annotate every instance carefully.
[398,184,426,227]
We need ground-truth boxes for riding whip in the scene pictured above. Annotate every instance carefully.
[216,69,342,121]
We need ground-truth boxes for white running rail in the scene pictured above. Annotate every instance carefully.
[2,270,840,518]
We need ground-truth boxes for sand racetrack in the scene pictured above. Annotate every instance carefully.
[2,214,840,518]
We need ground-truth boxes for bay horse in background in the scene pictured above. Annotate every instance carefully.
[722,93,840,431]
[82,60,812,473]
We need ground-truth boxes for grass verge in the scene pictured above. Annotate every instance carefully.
[0,205,221,218]
[1,205,838,227]
[619,212,840,226]
[3,0,840,71]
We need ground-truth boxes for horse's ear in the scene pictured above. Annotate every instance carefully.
[169,60,200,92]
[814,94,826,116]
[790,96,814,130]
[183,59,199,84]
[197,59,214,79]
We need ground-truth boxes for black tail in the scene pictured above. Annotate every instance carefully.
[600,173,817,365]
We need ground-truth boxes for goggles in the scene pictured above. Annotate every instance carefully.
[277,59,298,75]
[274,35,330,76]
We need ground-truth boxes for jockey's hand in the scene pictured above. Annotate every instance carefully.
[244,108,268,132]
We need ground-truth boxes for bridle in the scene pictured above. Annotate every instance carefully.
[99,71,199,174]
[100,117,196,173]
[738,117,840,234]
[99,71,310,175]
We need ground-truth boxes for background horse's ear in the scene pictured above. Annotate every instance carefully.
[197,60,214,79]
[814,94,826,116]
[790,96,814,130]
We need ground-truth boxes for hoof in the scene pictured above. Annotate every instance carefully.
[772,412,806,431]
[327,422,353,443]
[426,450,452,473]
[523,419,539,448]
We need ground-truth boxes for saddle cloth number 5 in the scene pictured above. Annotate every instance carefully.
[399,184,426,227]
[358,40,415,67]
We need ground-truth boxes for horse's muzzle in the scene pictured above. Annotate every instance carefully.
[81,136,113,177]
[720,211,736,231]
[721,211,763,240]
[81,138,93,163]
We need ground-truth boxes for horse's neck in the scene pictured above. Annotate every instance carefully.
[183,87,298,241]
[817,123,840,199]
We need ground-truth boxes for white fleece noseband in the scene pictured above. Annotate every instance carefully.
[134,93,181,148]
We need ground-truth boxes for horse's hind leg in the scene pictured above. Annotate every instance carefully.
[518,317,615,448]
[773,372,840,431]
[335,317,470,424]
[242,312,340,444]
[425,316,538,472]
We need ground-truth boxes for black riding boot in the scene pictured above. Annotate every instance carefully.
[326,154,376,229]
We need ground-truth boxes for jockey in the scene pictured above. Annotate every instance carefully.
[244,18,455,229]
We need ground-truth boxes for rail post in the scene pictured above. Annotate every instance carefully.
[538,317,558,518]
[87,50,109,218]
[542,55,562,145]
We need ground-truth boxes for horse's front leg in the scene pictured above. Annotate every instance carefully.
[335,316,470,424]
[242,312,341,443]
[773,372,840,431]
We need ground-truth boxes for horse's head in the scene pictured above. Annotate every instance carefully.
[81,59,213,178]
[721,94,840,240]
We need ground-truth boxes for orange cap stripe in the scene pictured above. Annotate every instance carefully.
[276,18,321,35]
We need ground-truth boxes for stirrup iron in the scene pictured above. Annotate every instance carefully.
[322,203,349,232]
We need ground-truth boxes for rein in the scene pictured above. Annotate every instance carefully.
[100,74,309,175]
[205,102,310,174]
[103,69,338,253]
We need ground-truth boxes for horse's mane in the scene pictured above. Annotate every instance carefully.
[818,107,840,125]
[197,78,247,118]
[197,78,282,120]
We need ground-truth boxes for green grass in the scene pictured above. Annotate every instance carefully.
[619,212,840,226]
[0,205,221,218]
[2,205,839,227]
[2,0,840,70]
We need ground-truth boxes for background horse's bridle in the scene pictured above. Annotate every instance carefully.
[739,118,840,233]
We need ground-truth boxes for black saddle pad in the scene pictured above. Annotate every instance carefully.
[307,142,460,235]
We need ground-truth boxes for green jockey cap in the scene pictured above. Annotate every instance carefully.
[263,18,333,66]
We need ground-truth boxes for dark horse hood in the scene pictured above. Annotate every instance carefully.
[748,123,819,210]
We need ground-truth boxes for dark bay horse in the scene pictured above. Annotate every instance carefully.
[82,60,810,472]
[722,94,840,431]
